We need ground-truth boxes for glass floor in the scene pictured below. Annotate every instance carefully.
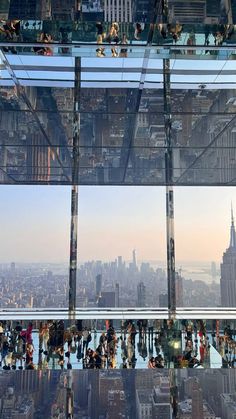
[0,319,234,370]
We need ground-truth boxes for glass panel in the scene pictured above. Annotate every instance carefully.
[0,185,70,308]
[175,187,236,308]
[78,186,167,308]
[0,108,73,183]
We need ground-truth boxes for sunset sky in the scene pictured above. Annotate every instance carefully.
[0,185,234,264]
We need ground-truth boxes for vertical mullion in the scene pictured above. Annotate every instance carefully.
[163,58,176,316]
[69,57,80,314]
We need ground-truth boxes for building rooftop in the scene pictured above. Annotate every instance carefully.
[136,389,153,404]
[179,399,216,415]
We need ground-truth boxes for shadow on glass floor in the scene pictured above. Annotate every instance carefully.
[0,319,236,370]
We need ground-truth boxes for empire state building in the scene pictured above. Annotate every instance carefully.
[220,206,236,307]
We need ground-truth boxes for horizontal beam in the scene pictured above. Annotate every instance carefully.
[1,42,236,50]
[0,308,236,320]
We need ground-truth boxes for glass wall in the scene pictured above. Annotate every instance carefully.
[0,186,70,308]
[175,186,236,308]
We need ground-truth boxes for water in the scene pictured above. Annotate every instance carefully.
[141,260,220,284]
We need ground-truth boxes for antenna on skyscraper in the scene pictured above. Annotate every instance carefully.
[229,202,236,248]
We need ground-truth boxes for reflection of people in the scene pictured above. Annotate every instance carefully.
[187,31,196,55]
[41,32,53,56]
[42,323,49,353]
[107,23,119,57]
[140,338,147,360]
[96,34,105,57]
[155,354,164,368]
[82,328,90,352]
[148,356,155,368]
[158,23,167,39]
[148,319,154,340]
[26,342,34,364]
[34,32,53,56]
[1,20,20,53]
[107,22,119,43]
[59,27,71,54]
[119,33,128,57]
[134,23,142,40]
[1,20,20,39]
[167,23,183,43]
[96,21,103,36]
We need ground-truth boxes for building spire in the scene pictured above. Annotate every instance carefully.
[230,203,236,248]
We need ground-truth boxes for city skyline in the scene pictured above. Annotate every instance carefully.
[0,185,236,263]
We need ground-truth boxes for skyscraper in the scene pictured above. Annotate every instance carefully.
[191,380,204,419]
[74,370,89,409]
[115,283,120,307]
[95,274,102,300]
[88,371,100,419]
[8,0,37,19]
[0,0,10,19]
[117,256,123,270]
[137,281,146,306]
[133,0,155,22]
[98,291,116,307]
[51,0,79,19]
[220,206,236,306]
[104,0,133,22]
[27,134,51,182]
[132,249,137,268]
[168,0,206,23]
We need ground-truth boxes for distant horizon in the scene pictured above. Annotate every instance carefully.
[0,259,222,265]
[0,186,235,263]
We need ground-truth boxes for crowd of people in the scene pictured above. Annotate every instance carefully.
[175,320,210,368]
[0,321,36,369]
[95,21,142,57]
[0,319,236,370]
[0,19,21,53]
[64,320,154,369]
[0,319,159,370]
[0,320,65,370]
[219,324,236,368]
[33,32,53,55]
[1,19,236,57]
[157,22,236,47]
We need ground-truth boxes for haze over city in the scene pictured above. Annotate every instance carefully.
[0,185,235,264]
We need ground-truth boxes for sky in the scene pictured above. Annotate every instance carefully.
[0,185,235,265]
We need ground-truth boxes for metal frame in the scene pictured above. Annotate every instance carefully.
[164,58,176,315]
[69,57,80,312]
[1,42,236,50]
[0,308,236,320]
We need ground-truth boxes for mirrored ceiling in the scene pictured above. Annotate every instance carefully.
[1,2,236,185]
